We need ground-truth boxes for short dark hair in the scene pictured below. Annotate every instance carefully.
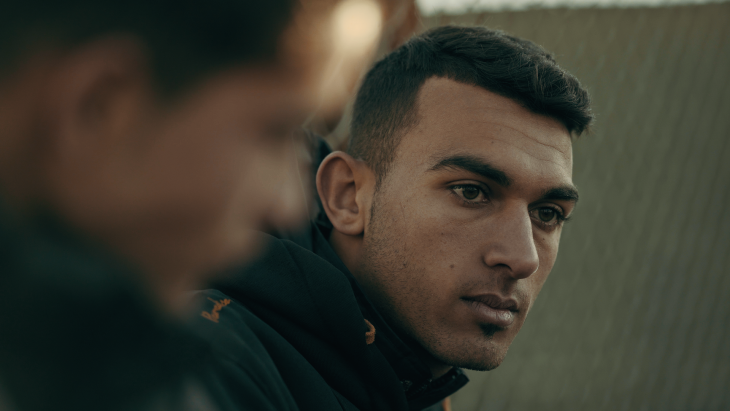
[0,0,295,96]
[348,25,594,184]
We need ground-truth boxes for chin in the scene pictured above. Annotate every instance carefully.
[428,332,512,372]
[451,347,509,372]
[456,354,506,372]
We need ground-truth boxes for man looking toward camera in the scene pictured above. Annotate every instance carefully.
[196,25,593,411]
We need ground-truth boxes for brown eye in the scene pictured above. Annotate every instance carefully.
[462,186,480,200]
[538,208,556,222]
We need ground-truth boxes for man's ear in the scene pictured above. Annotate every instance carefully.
[44,35,153,163]
[316,151,375,236]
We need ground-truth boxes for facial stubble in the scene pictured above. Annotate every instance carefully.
[360,190,509,372]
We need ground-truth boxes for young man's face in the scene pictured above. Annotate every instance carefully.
[36,62,316,305]
[118,67,314,283]
[358,77,577,371]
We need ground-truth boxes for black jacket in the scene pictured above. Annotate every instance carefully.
[192,138,468,411]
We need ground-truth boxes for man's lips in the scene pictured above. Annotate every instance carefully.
[461,294,519,327]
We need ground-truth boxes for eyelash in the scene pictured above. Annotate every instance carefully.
[450,184,490,206]
[449,184,570,231]
[530,206,570,232]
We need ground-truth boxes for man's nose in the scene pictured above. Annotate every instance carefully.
[482,206,540,279]
[265,145,310,230]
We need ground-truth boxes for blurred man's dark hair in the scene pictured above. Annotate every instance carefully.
[0,0,293,95]
[349,25,593,185]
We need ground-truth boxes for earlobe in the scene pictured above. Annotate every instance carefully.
[316,151,373,236]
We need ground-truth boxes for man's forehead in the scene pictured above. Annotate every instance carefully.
[398,78,572,188]
[402,77,573,168]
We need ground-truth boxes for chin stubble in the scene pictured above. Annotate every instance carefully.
[479,323,505,337]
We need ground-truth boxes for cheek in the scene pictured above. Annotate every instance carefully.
[536,231,561,269]
[235,142,295,209]
[414,195,484,262]
[140,120,263,228]
[391,204,467,295]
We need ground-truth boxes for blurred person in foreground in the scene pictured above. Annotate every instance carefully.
[193,25,594,411]
[0,0,347,410]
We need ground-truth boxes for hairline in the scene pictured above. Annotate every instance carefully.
[372,74,576,190]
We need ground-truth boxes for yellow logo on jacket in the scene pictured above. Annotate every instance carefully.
[201,298,231,323]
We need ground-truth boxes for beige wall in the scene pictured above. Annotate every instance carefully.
[419,4,730,410]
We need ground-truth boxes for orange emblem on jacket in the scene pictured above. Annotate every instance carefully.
[201,298,231,323]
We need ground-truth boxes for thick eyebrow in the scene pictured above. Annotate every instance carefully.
[430,154,579,203]
[539,186,580,203]
[428,155,511,187]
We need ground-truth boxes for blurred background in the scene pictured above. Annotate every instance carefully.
[318,0,730,409]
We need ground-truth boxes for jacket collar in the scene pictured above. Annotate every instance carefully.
[307,220,468,410]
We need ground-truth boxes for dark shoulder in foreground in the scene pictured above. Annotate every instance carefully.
[189,288,300,411]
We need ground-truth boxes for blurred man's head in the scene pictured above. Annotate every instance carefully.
[0,0,342,309]
[317,26,593,376]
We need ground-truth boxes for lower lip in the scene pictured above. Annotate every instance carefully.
[463,299,516,327]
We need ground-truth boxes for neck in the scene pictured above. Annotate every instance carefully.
[422,355,453,379]
[328,229,362,276]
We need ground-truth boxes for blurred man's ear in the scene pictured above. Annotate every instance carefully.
[316,151,375,237]
[45,36,153,165]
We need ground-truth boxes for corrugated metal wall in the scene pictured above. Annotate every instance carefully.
[419,4,730,410]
